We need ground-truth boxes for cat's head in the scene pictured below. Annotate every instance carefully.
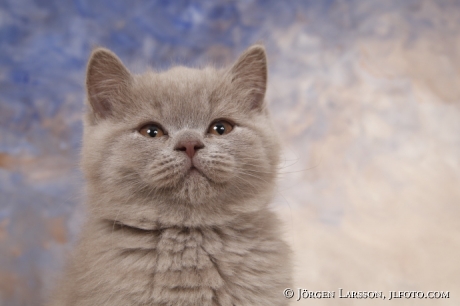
[81,45,280,227]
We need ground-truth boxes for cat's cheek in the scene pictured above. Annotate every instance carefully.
[193,155,236,184]
[139,153,189,189]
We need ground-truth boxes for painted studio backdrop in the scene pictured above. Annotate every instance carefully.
[1,0,460,305]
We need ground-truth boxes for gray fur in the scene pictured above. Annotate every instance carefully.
[49,45,292,306]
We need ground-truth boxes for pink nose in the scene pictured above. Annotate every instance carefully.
[174,140,204,158]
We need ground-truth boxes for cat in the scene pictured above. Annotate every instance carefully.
[49,44,292,306]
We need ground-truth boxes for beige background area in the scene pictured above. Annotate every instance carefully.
[267,2,460,304]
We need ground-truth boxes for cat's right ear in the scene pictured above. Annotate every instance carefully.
[86,48,132,124]
[229,45,268,112]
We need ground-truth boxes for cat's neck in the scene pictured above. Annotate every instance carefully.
[97,209,270,233]
[86,186,275,230]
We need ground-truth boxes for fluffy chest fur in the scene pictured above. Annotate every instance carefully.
[58,211,289,306]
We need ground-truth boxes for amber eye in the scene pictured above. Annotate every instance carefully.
[208,120,233,136]
[139,124,165,138]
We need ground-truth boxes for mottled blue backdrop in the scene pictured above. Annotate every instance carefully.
[2,0,460,305]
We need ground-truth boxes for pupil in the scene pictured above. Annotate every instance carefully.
[147,127,158,137]
[214,124,225,135]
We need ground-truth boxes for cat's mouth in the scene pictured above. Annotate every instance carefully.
[187,166,204,177]
[181,165,210,185]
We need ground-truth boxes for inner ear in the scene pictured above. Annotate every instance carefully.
[230,45,268,111]
[86,48,132,122]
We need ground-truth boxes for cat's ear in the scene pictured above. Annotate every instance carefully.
[86,48,132,123]
[229,45,267,111]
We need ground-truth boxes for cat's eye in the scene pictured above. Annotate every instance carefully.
[139,124,165,138]
[208,120,233,136]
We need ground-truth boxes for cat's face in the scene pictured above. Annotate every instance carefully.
[81,46,280,226]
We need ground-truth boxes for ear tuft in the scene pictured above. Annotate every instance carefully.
[230,45,267,111]
[86,48,131,123]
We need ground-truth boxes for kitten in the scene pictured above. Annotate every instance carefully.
[49,45,292,306]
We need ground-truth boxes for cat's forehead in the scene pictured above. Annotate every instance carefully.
[132,66,226,128]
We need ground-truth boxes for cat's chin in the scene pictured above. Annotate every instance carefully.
[170,167,218,204]
[187,166,202,177]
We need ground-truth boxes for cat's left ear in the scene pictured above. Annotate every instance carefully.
[229,45,267,111]
[86,48,132,124]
